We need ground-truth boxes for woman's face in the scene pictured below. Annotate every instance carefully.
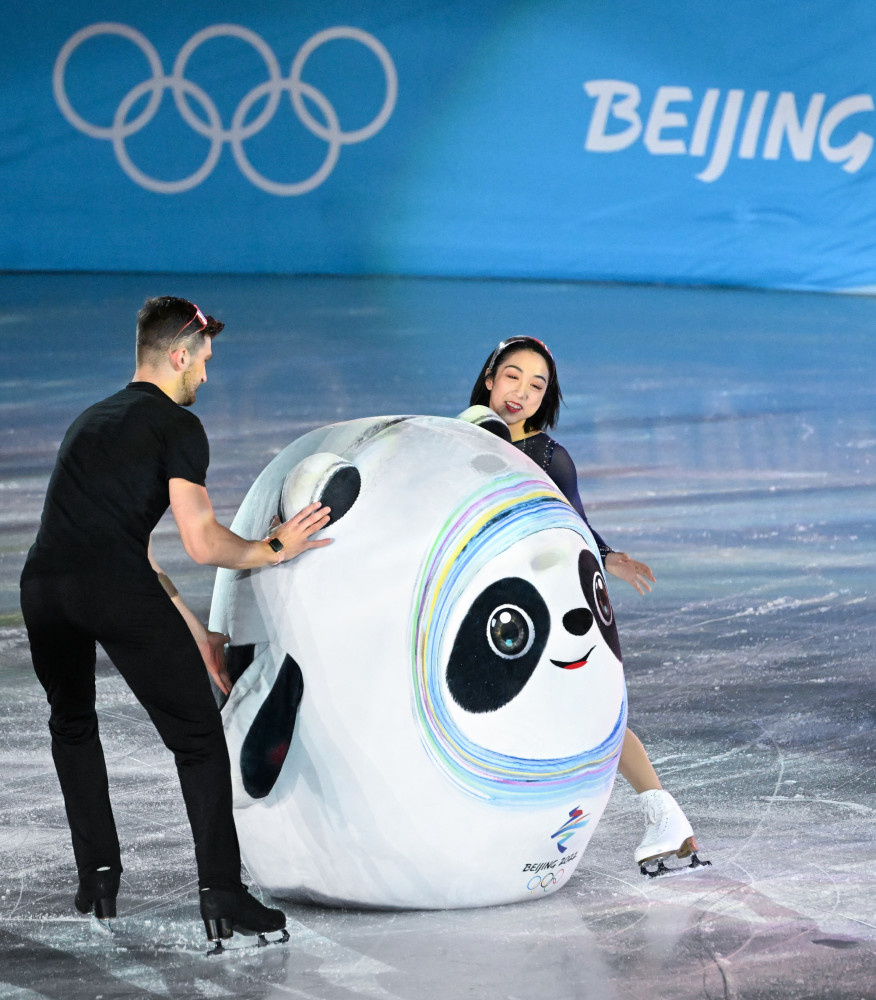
[485,349,549,436]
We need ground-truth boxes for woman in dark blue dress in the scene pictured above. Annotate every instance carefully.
[469,336,701,871]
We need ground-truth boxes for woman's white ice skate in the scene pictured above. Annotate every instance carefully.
[635,789,711,877]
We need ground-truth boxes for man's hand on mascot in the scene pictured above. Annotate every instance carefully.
[269,502,333,561]
[199,630,232,695]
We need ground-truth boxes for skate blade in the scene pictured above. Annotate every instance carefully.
[640,852,712,879]
[637,834,698,866]
[89,914,116,936]
[207,927,289,957]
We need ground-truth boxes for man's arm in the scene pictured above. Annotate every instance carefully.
[148,537,232,694]
[168,478,331,569]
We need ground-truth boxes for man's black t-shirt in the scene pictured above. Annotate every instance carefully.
[22,382,209,584]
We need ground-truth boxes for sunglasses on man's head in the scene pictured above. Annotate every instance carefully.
[174,305,209,340]
[170,304,223,346]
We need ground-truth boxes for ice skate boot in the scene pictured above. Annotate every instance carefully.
[200,884,289,955]
[74,866,120,920]
[635,789,711,877]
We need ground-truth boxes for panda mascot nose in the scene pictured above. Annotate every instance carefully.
[562,607,594,635]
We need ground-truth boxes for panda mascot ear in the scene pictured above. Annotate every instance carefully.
[280,452,361,526]
[456,404,512,442]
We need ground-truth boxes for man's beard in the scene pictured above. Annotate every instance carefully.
[180,371,199,407]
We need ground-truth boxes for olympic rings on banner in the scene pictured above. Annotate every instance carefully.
[52,22,398,195]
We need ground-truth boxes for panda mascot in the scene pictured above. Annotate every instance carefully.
[209,407,627,909]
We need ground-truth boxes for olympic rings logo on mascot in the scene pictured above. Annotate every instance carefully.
[53,22,398,195]
[527,869,566,893]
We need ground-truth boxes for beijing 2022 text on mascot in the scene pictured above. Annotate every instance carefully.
[209,407,627,909]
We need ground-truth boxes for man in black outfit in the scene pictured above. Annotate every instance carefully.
[19,296,330,948]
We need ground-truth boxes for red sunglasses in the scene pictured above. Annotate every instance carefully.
[174,305,209,339]
[169,304,223,347]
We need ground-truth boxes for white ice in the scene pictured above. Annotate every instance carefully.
[0,275,873,999]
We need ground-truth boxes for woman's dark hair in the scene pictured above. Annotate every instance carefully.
[469,336,562,432]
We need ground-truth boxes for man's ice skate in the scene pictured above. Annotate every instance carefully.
[74,866,120,921]
[634,789,711,878]
[200,884,289,956]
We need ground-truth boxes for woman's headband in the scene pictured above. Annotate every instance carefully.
[486,336,555,382]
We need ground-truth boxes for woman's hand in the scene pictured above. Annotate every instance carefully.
[604,551,656,595]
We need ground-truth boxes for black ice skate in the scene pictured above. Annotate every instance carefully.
[639,848,712,878]
[199,884,289,955]
[635,789,711,878]
[74,866,120,920]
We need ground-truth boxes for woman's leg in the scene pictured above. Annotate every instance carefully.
[618,727,699,864]
[618,727,662,793]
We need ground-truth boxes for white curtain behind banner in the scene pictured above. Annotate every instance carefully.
[3,0,876,291]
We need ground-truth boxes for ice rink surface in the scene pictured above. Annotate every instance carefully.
[0,273,874,999]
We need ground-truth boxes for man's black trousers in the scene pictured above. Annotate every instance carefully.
[20,572,241,890]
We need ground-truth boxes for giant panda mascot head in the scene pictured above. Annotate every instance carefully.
[210,408,627,909]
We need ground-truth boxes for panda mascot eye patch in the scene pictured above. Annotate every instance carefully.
[578,550,622,662]
[446,577,550,713]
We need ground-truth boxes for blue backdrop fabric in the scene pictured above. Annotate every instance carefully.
[3,0,876,291]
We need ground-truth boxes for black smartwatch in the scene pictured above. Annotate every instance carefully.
[267,537,284,553]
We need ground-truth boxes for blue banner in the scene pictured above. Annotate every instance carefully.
[2,1,876,290]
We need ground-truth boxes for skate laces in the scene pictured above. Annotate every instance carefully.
[642,791,672,830]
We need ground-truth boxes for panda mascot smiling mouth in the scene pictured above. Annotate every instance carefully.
[210,408,627,909]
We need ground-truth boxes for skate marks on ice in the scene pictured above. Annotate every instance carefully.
[1,719,873,1000]
[0,655,400,1000]
[3,860,872,1000]
[573,567,876,997]
[0,909,405,1000]
[572,736,875,999]
[571,860,875,1000]
[1,274,875,999]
